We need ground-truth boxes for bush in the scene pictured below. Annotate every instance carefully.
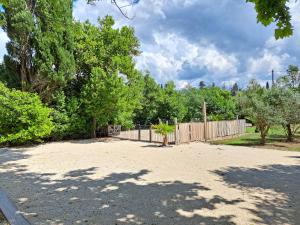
[0,82,54,145]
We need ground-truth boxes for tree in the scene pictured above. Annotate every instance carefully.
[270,87,300,141]
[73,16,140,92]
[231,83,239,96]
[181,86,203,122]
[152,123,175,146]
[81,68,143,138]
[134,73,162,125]
[74,16,143,137]
[277,65,300,91]
[266,81,270,89]
[247,0,293,39]
[238,82,279,144]
[200,87,237,121]
[1,0,75,102]
[0,63,19,88]
[0,82,54,145]
[157,81,186,123]
[199,80,206,89]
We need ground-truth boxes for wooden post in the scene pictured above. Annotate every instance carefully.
[138,124,141,141]
[149,124,152,143]
[189,123,192,142]
[174,118,178,145]
[203,101,207,142]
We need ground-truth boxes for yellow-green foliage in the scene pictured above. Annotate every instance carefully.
[0,82,54,145]
[153,123,175,136]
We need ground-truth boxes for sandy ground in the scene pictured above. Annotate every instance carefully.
[0,140,300,225]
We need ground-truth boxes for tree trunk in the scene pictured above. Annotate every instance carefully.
[286,124,293,142]
[260,134,266,145]
[260,126,269,145]
[91,116,96,139]
[163,135,168,146]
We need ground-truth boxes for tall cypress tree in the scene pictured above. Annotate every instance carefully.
[2,0,75,102]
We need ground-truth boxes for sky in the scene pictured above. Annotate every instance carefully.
[1,0,300,88]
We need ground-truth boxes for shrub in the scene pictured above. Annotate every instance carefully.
[0,82,54,145]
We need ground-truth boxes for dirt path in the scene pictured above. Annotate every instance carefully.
[0,140,300,225]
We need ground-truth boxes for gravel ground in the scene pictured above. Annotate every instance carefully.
[0,140,300,225]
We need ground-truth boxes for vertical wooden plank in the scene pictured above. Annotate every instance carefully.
[149,125,152,142]
[174,118,178,145]
[203,101,207,142]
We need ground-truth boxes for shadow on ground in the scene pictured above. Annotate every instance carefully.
[213,164,300,225]
[0,149,242,225]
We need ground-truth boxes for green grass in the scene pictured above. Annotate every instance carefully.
[211,126,300,151]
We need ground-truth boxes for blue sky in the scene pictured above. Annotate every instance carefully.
[1,0,300,88]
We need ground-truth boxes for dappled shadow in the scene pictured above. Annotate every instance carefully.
[0,148,30,165]
[0,150,243,225]
[67,138,117,144]
[213,164,300,225]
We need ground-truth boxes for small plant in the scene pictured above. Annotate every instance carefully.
[152,123,175,146]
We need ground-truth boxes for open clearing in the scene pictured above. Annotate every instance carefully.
[0,140,300,225]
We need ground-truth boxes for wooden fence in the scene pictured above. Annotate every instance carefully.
[116,119,246,145]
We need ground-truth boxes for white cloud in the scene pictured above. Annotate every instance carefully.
[137,32,239,83]
[246,50,293,79]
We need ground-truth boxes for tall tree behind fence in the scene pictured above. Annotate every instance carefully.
[117,120,246,144]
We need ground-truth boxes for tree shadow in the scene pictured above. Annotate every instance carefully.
[213,164,300,225]
[0,150,243,225]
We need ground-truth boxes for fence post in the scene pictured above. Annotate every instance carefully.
[202,101,207,142]
[138,124,141,141]
[189,123,192,142]
[174,118,178,145]
[149,124,152,143]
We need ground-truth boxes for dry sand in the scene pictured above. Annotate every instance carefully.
[0,140,300,225]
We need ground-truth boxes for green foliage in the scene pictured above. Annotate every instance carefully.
[81,67,143,137]
[73,16,143,137]
[238,81,280,144]
[247,0,293,39]
[181,86,203,122]
[0,82,54,145]
[0,63,20,89]
[200,87,237,121]
[268,87,300,141]
[2,0,75,102]
[153,123,175,136]
[277,65,300,91]
[157,81,186,122]
[50,92,89,140]
[73,16,140,91]
[134,73,163,125]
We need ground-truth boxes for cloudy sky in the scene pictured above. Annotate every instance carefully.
[1,0,300,88]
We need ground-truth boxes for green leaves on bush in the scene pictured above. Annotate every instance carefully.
[0,82,54,145]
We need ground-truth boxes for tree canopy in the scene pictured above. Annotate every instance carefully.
[1,0,75,102]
